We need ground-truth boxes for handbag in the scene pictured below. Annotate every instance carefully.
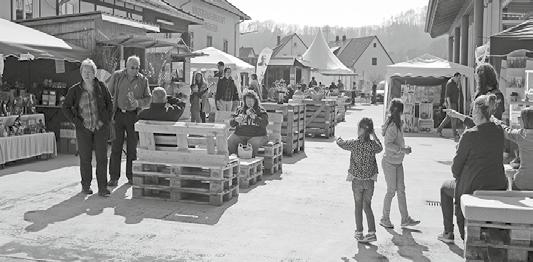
[238,143,253,159]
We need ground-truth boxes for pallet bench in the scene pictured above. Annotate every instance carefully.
[462,191,533,262]
[133,121,239,206]
[262,103,306,156]
[302,100,336,138]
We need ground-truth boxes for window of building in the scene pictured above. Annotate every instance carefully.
[207,36,213,47]
[96,5,113,14]
[115,0,125,7]
[113,8,126,17]
[372,57,378,66]
[223,39,228,53]
[373,43,377,48]
[15,0,35,20]
[103,0,114,4]
[59,0,80,15]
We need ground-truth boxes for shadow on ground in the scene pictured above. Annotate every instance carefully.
[23,184,237,231]
[386,228,431,262]
[283,152,308,165]
[341,243,390,262]
[0,241,115,262]
[0,155,78,177]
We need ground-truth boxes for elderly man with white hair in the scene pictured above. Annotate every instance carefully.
[62,58,113,196]
[138,87,185,121]
[107,55,152,186]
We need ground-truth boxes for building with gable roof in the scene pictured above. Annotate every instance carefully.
[329,35,394,92]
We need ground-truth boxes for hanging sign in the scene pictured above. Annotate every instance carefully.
[55,59,65,73]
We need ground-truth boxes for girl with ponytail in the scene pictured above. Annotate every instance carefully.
[379,98,420,229]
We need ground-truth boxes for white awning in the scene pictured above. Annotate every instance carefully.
[102,14,159,32]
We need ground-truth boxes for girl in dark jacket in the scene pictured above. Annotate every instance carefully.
[62,59,113,196]
[227,90,268,156]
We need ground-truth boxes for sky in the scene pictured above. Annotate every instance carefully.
[230,0,429,27]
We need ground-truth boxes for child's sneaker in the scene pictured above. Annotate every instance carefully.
[401,217,420,228]
[363,232,377,243]
[379,218,394,229]
[354,231,364,241]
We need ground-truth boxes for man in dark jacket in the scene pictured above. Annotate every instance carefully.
[138,87,184,121]
[215,67,240,111]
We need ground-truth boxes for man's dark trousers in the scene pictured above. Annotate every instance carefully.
[76,126,109,191]
[109,111,138,181]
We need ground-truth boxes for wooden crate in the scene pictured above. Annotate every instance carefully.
[302,100,336,138]
[135,121,230,167]
[325,97,347,123]
[239,157,264,188]
[465,220,533,262]
[262,103,306,156]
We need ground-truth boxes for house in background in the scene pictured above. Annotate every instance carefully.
[165,0,251,56]
[330,35,394,93]
[265,33,311,89]
[239,47,257,67]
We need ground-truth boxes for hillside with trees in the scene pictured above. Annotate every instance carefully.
[240,7,447,63]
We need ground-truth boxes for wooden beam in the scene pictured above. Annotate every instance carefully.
[448,0,474,35]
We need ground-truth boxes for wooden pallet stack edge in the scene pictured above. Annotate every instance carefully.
[303,100,336,138]
[263,103,306,156]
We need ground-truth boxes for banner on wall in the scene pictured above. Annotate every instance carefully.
[256,48,273,85]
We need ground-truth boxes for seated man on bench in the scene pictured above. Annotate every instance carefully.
[228,90,269,156]
[138,87,185,121]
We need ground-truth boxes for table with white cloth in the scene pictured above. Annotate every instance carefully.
[0,132,57,165]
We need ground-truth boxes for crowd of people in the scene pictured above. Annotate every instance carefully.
[62,57,271,196]
[337,62,528,245]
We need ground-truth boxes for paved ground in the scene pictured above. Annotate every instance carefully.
[0,104,465,262]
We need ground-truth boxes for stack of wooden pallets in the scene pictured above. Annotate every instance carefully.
[257,142,283,175]
[238,157,264,188]
[462,191,533,262]
[302,99,336,138]
[262,103,305,156]
[132,121,239,206]
[325,96,348,123]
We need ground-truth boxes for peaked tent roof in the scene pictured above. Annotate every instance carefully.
[301,30,354,75]
[386,54,474,78]
[0,18,89,61]
[490,19,533,56]
[191,47,254,72]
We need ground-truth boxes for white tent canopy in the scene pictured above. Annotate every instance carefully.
[385,54,475,79]
[301,29,354,76]
[384,54,475,119]
[191,47,254,73]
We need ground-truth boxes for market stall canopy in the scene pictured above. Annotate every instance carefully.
[301,29,355,76]
[190,47,255,72]
[0,18,89,62]
[385,54,474,78]
[490,20,533,56]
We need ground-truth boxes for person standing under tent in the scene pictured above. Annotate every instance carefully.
[337,79,345,91]
[436,73,461,139]
[216,68,240,111]
[107,55,152,186]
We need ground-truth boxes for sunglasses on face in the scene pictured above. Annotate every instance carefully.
[129,66,139,70]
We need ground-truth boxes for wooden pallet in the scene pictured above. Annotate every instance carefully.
[302,100,336,138]
[135,121,231,167]
[263,154,282,175]
[256,142,283,158]
[262,103,306,156]
[132,185,239,206]
[465,220,533,262]
[238,158,264,188]
[132,158,239,180]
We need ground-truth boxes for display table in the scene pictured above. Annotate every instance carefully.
[36,106,66,142]
[0,132,57,165]
[0,114,45,126]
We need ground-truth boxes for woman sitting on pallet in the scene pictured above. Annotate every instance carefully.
[228,90,269,157]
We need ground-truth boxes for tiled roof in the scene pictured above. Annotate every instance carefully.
[330,36,394,67]
[201,0,251,20]
[272,33,307,57]
[132,0,203,24]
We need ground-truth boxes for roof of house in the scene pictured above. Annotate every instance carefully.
[239,47,256,58]
[201,0,251,20]
[135,0,203,24]
[329,36,394,67]
[272,33,308,57]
